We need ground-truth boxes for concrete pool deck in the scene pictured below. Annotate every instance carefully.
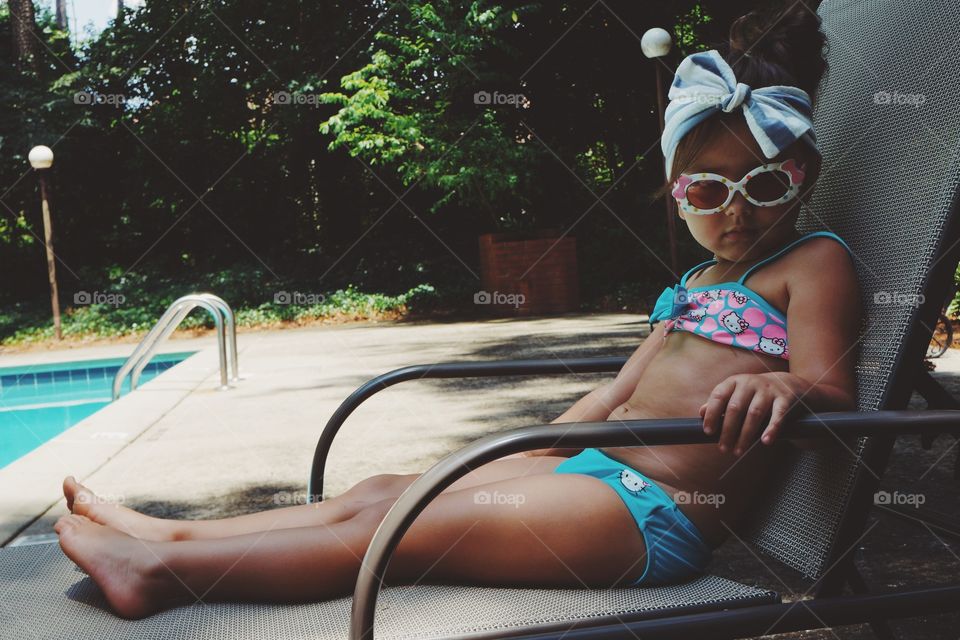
[0,313,647,544]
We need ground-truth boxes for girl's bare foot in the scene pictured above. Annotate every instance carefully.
[62,476,179,542]
[54,514,184,619]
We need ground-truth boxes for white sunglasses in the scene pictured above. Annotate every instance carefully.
[671,159,806,215]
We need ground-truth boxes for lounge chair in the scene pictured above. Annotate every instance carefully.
[3,0,960,637]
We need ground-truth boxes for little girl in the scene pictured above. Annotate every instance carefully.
[54,2,860,619]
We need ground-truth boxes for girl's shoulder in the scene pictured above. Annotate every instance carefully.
[772,231,855,276]
[782,234,860,312]
[785,234,857,281]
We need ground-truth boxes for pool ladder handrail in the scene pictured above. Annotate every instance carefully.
[129,293,238,391]
[111,293,239,401]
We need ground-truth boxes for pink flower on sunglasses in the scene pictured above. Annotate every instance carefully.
[672,174,694,200]
[780,158,805,185]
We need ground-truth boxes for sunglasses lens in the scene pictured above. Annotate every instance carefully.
[685,180,728,210]
[745,170,791,203]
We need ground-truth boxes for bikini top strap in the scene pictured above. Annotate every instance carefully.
[680,258,717,287]
[737,230,853,285]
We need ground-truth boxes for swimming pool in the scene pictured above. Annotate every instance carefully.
[0,352,195,469]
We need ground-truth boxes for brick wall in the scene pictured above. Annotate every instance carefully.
[477,230,579,316]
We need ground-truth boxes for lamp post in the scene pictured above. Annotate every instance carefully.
[641,27,678,276]
[29,145,62,341]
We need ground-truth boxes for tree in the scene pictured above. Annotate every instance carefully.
[9,0,40,73]
[55,0,67,31]
[320,1,540,230]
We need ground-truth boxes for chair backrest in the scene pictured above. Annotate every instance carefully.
[740,0,960,579]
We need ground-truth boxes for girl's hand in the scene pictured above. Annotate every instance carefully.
[699,372,810,456]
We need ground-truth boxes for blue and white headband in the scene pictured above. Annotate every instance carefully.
[660,49,819,178]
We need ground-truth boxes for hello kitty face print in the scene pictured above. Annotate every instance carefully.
[758,336,787,357]
[619,468,652,494]
[720,310,750,334]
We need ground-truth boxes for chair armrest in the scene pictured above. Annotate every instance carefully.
[348,409,960,639]
[308,356,628,501]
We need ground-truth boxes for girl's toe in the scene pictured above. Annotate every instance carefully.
[54,514,76,534]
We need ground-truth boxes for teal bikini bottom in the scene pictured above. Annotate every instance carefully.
[554,447,713,586]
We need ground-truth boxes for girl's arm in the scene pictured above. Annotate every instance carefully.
[519,322,667,458]
[779,239,861,449]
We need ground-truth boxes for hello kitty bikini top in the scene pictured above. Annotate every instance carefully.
[649,231,853,360]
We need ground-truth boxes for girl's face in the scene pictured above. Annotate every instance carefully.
[675,117,811,264]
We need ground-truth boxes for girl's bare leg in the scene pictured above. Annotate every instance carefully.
[54,469,647,619]
[62,454,563,542]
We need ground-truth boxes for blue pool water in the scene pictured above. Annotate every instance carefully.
[0,352,195,469]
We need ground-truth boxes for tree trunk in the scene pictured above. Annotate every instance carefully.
[9,0,41,73]
[55,0,68,31]
[117,0,125,22]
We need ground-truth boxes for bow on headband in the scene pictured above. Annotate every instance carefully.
[660,49,819,177]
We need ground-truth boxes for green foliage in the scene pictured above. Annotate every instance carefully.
[319,1,540,225]
[575,141,617,190]
[950,263,960,318]
[234,283,436,325]
[0,265,437,345]
[674,5,713,54]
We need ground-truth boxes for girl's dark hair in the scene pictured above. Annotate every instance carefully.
[654,1,829,201]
